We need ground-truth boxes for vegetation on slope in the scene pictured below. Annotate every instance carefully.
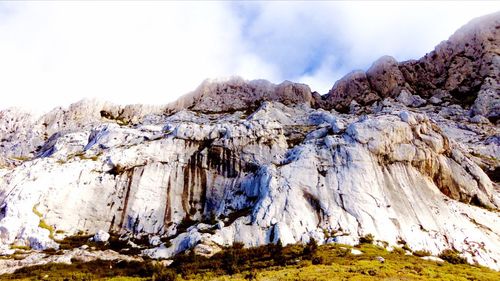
[1,241,499,281]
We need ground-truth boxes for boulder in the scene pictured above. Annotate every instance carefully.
[471,86,500,120]
[421,256,445,263]
[367,56,407,98]
[351,249,363,255]
[149,236,162,247]
[470,115,490,124]
[93,230,110,243]
[325,71,377,111]
[396,89,427,107]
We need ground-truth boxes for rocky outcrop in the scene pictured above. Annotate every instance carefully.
[319,71,378,111]
[366,56,407,98]
[2,11,497,166]
[171,9,499,117]
[0,99,165,168]
[322,11,500,120]
[168,77,316,114]
[0,100,499,269]
[402,11,499,102]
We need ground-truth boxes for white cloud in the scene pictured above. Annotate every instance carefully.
[0,1,498,112]
[0,2,279,112]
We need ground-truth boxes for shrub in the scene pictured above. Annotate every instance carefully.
[57,234,93,250]
[43,248,60,255]
[232,242,245,250]
[413,249,432,257]
[303,238,318,259]
[438,249,467,264]
[402,244,412,252]
[222,252,238,275]
[322,228,330,239]
[379,240,389,248]
[273,240,286,266]
[152,266,177,281]
[107,164,127,176]
[333,246,351,257]
[244,270,258,280]
[396,237,407,245]
[359,234,374,244]
[311,255,324,265]
[160,237,173,248]
[3,241,500,280]
[222,243,244,275]
[391,247,405,255]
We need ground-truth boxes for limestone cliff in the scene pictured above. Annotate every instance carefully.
[0,11,499,272]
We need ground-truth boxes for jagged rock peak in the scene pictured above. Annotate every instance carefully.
[322,11,499,119]
[166,76,317,114]
[0,98,165,166]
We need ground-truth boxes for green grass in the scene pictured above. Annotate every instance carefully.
[10,245,30,251]
[1,242,499,281]
[1,260,162,281]
[73,152,100,161]
[103,276,149,281]
[177,243,500,281]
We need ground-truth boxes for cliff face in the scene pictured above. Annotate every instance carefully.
[322,11,500,119]
[0,12,499,272]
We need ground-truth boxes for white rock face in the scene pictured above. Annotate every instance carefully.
[0,99,499,270]
[0,11,498,272]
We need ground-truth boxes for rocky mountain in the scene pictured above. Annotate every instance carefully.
[0,12,499,273]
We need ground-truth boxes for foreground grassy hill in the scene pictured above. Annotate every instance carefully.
[2,241,499,281]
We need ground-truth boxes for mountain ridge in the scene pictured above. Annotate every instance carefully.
[0,11,499,274]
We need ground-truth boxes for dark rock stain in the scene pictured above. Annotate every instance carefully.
[164,177,172,224]
[118,169,134,230]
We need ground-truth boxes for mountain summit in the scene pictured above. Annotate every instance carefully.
[0,12,499,273]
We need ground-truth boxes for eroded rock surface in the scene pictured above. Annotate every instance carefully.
[322,11,500,119]
[0,101,499,269]
[0,11,499,272]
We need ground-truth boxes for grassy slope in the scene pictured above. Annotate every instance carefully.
[1,243,499,281]
[179,244,500,281]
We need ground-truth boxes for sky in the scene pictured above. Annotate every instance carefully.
[0,1,499,113]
